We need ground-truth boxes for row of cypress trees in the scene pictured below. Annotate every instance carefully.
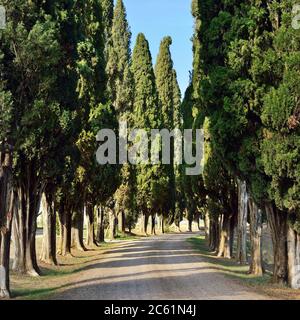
[187,0,300,288]
[0,0,183,298]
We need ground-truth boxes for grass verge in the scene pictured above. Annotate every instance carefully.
[188,235,300,300]
[10,238,135,300]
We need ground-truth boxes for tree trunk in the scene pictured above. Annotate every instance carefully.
[72,210,86,251]
[58,201,71,256]
[96,206,105,243]
[151,214,156,235]
[40,192,57,265]
[287,226,300,289]
[217,214,232,259]
[209,217,220,252]
[0,149,14,298]
[265,203,288,284]
[117,211,126,234]
[144,214,149,236]
[194,213,201,231]
[13,172,43,277]
[12,189,23,272]
[188,214,193,232]
[108,209,117,240]
[86,204,97,247]
[229,213,235,257]
[139,214,144,235]
[204,213,210,242]
[236,180,248,264]
[248,198,263,276]
[161,216,165,234]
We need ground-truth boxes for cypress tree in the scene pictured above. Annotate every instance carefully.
[261,0,300,288]
[100,0,114,45]
[172,69,181,128]
[131,33,163,234]
[106,0,132,116]
[155,37,174,130]
[155,36,176,222]
[132,33,159,128]
[105,0,133,235]
[1,0,62,275]
[191,0,300,283]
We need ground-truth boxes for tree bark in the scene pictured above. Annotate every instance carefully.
[117,211,126,234]
[265,203,288,284]
[72,209,86,251]
[248,198,263,276]
[12,188,23,272]
[217,214,232,259]
[139,214,144,235]
[144,214,149,236]
[151,214,156,235]
[287,226,300,289]
[96,206,105,243]
[229,213,236,257]
[12,169,43,277]
[195,213,201,231]
[204,213,210,242]
[58,201,71,256]
[86,204,97,247]
[209,217,220,252]
[0,149,14,298]
[188,214,193,232]
[40,192,57,265]
[236,180,248,264]
[108,209,117,240]
[161,216,165,234]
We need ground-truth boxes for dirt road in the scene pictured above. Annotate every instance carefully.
[54,232,272,300]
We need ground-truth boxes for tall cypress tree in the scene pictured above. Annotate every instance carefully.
[261,0,300,288]
[155,37,174,129]
[131,33,164,234]
[100,0,114,45]
[106,0,132,117]
[132,33,159,129]
[191,0,300,284]
[155,36,176,223]
[71,0,114,250]
[0,0,62,276]
[105,0,133,235]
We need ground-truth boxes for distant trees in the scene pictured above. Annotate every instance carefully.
[131,33,162,235]
[155,37,181,228]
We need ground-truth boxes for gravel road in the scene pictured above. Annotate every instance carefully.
[54,232,272,300]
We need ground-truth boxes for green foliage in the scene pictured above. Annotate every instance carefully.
[155,36,182,219]
[189,0,300,234]
[131,33,162,216]
[106,0,132,115]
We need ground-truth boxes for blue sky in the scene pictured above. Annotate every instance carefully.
[123,0,194,96]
